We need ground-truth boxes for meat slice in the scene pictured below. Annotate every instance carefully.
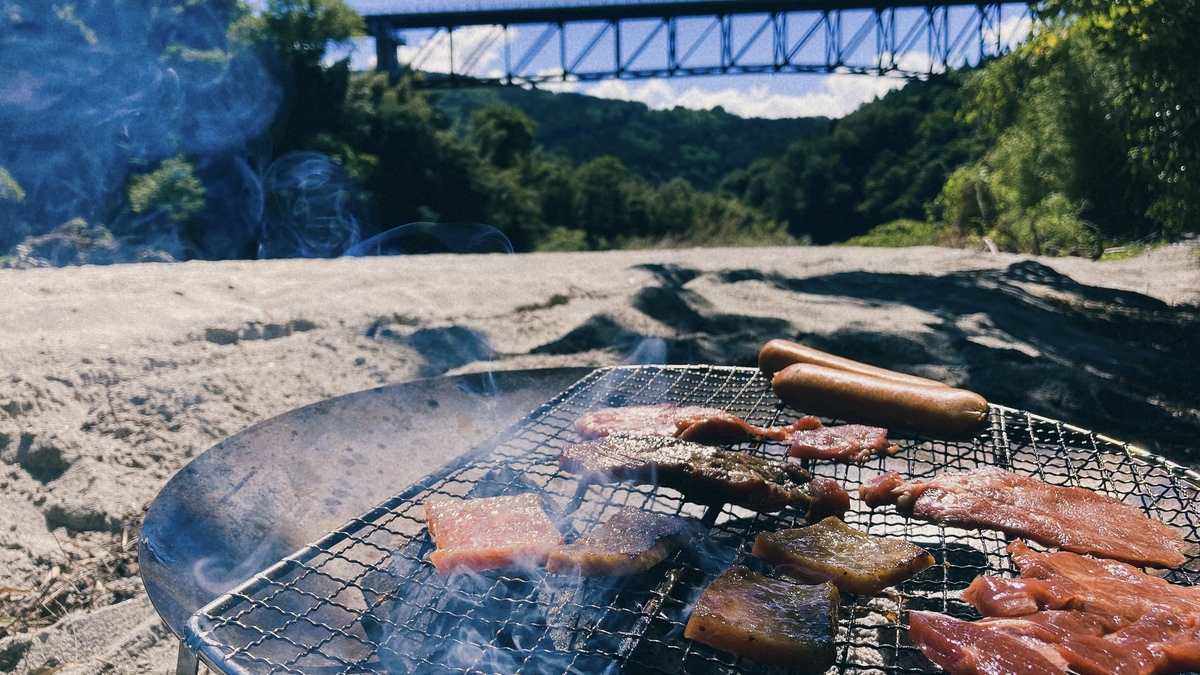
[573,403,821,445]
[911,541,1200,675]
[966,541,1200,629]
[559,432,850,518]
[786,423,899,463]
[684,566,838,671]
[908,610,1067,675]
[546,507,701,576]
[752,516,934,595]
[859,466,1190,567]
[423,494,563,574]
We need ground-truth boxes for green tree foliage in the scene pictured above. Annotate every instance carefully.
[1043,0,1198,237]
[436,87,825,191]
[127,156,206,224]
[933,0,1198,255]
[470,104,538,170]
[721,76,979,244]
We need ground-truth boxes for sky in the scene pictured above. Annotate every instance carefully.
[333,5,1032,120]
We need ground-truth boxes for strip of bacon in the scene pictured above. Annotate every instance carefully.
[860,467,1190,568]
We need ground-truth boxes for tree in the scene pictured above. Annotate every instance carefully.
[469,104,537,170]
[1039,0,1199,237]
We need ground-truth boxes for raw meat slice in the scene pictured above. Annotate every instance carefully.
[787,423,899,463]
[684,566,838,670]
[859,466,1190,567]
[752,516,934,595]
[908,610,1066,675]
[559,432,850,518]
[546,507,701,576]
[911,541,1200,675]
[573,403,820,444]
[423,494,562,574]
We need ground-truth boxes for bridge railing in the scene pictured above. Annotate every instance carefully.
[357,1,1033,85]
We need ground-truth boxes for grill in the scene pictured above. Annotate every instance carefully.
[185,365,1200,674]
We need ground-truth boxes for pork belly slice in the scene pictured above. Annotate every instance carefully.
[423,494,563,574]
[752,516,934,595]
[860,466,1191,568]
[787,423,899,463]
[910,541,1200,675]
[573,403,821,445]
[684,566,838,671]
[545,507,702,576]
[559,432,850,518]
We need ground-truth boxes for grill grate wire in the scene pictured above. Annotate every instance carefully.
[185,365,1200,674]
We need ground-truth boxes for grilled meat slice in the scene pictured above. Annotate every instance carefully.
[546,507,702,576]
[753,516,934,595]
[574,403,821,445]
[684,566,838,671]
[860,466,1191,568]
[559,432,849,518]
[423,494,563,574]
[787,423,899,463]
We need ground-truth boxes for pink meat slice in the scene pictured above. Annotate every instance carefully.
[908,610,1066,675]
[911,541,1200,675]
[860,466,1190,567]
[786,423,899,463]
[573,404,820,445]
[423,494,563,574]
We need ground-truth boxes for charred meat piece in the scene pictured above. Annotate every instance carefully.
[574,403,821,445]
[559,433,850,518]
[546,507,702,576]
[860,466,1191,568]
[911,541,1200,675]
[787,423,899,463]
[423,494,563,574]
[753,516,934,595]
[684,566,838,670]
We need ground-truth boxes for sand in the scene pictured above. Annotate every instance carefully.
[1,243,1198,673]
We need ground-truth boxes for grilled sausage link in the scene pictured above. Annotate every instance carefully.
[758,338,948,388]
[771,363,989,441]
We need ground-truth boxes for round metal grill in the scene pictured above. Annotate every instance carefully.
[185,365,1200,674]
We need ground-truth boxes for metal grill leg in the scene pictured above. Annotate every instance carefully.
[175,638,199,675]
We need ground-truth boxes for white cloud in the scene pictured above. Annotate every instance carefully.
[578,74,906,119]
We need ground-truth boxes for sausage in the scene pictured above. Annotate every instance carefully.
[758,339,948,388]
[771,363,989,441]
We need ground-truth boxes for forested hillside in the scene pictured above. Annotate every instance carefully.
[720,76,980,245]
[435,87,826,191]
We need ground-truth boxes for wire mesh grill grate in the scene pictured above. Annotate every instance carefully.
[186,365,1200,674]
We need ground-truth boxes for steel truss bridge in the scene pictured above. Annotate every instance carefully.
[353,0,1033,86]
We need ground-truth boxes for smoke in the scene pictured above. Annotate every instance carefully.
[0,0,281,262]
[343,221,514,257]
[0,2,519,265]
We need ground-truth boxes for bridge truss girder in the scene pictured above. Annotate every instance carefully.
[369,4,1032,86]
